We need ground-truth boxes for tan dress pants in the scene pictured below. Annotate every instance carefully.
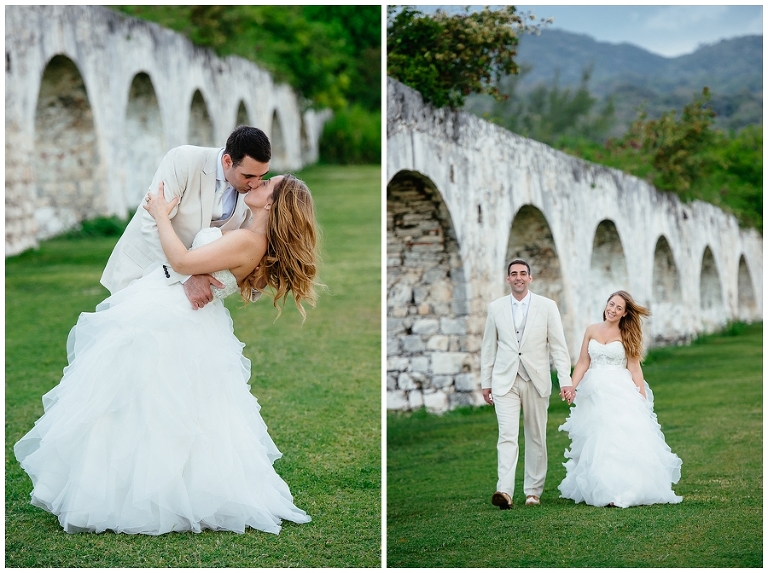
[493,374,549,498]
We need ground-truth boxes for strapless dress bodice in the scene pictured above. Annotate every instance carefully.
[588,339,627,369]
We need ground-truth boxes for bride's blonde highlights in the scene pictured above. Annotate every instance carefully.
[603,290,650,360]
[240,175,320,320]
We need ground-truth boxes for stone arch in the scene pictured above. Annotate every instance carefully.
[588,220,630,322]
[699,246,726,332]
[270,109,288,170]
[6,5,324,256]
[300,119,311,164]
[649,235,686,343]
[123,72,164,209]
[188,89,214,146]
[387,170,472,412]
[737,254,758,322]
[505,204,567,322]
[33,54,103,239]
[651,236,682,303]
[235,100,250,127]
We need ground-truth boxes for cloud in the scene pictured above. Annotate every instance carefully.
[645,6,732,32]
[411,5,762,57]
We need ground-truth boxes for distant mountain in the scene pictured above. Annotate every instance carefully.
[515,29,761,96]
[466,29,762,133]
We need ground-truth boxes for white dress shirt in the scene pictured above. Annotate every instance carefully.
[511,291,531,333]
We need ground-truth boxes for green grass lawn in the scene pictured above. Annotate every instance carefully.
[387,323,762,568]
[5,164,382,568]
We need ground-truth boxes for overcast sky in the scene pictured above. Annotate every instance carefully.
[411,5,763,57]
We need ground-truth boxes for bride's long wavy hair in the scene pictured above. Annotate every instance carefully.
[603,290,650,360]
[240,175,320,320]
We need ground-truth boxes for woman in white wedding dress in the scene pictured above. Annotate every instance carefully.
[558,290,683,508]
[14,174,318,535]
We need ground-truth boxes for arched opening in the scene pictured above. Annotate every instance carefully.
[505,204,568,330]
[33,55,102,239]
[588,220,630,322]
[737,255,758,322]
[387,170,472,412]
[235,100,250,127]
[188,89,214,147]
[124,72,164,209]
[300,118,311,164]
[699,246,726,332]
[649,235,686,344]
[270,109,288,170]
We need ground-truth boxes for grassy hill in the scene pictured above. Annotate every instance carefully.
[467,30,762,133]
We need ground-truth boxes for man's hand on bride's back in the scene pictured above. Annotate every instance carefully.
[183,274,225,310]
[143,181,179,220]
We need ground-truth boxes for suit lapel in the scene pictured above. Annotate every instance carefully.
[199,148,221,228]
[519,292,540,348]
[501,295,519,349]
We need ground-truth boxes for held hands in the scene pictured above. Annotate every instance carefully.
[142,181,178,220]
[560,386,576,405]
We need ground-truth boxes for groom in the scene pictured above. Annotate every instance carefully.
[101,126,271,308]
[481,259,573,509]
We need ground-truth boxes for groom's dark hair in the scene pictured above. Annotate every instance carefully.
[507,259,531,275]
[225,126,271,165]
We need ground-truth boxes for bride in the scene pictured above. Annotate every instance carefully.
[14,174,318,535]
[558,290,683,508]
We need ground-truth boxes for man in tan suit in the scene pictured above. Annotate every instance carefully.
[101,126,270,308]
[481,259,574,509]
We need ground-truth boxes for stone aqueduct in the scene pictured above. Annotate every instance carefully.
[5,5,329,255]
[387,79,762,413]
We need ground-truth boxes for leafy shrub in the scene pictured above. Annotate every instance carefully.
[319,105,381,164]
[60,215,131,239]
[556,90,762,232]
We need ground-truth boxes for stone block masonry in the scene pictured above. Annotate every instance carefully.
[6,5,330,255]
[387,78,762,413]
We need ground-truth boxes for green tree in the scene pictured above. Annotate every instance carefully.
[706,124,763,230]
[303,6,381,111]
[608,87,716,193]
[487,67,615,145]
[115,6,380,112]
[387,6,547,109]
[554,89,761,231]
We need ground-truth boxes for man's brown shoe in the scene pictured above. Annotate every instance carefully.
[491,491,513,510]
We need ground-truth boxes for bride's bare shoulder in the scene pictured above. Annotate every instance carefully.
[583,323,603,338]
[223,228,265,243]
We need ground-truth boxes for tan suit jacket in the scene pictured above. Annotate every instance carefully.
[480,292,572,397]
[101,146,252,294]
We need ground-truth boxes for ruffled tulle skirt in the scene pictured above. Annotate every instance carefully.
[14,266,310,535]
[558,366,683,508]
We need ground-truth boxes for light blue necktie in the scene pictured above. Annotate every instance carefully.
[213,179,236,221]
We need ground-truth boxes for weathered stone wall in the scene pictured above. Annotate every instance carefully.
[387,78,763,412]
[6,5,330,254]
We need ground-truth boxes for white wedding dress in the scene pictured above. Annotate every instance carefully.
[558,340,683,508]
[14,228,311,535]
